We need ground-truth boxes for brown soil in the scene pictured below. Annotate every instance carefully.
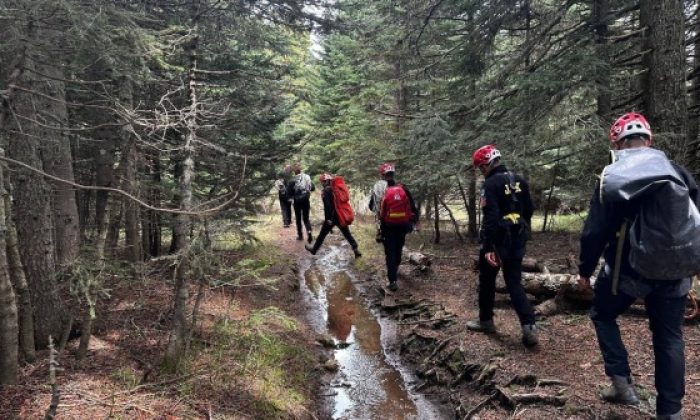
[0,228,329,420]
[353,225,700,419]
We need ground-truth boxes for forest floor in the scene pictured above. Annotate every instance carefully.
[1,215,699,419]
[347,221,700,419]
[0,217,332,419]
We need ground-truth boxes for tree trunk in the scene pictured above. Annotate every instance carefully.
[0,151,18,385]
[142,151,162,258]
[433,195,440,244]
[687,7,700,178]
[640,0,687,160]
[471,172,479,237]
[164,5,199,368]
[4,179,35,362]
[438,195,464,242]
[593,0,611,120]
[541,165,558,233]
[6,22,68,348]
[36,36,80,267]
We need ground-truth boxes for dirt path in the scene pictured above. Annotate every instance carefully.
[345,226,700,419]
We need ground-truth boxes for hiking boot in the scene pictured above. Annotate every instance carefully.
[307,232,313,243]
[600,375,640,406]
[304,244,316,255]
[353,248,362,258]
[465,319,496,333]
[387,281,398,291]
[521,324,539,347]
[657,411,682,420]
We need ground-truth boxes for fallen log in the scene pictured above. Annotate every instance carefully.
[405,250,432,271]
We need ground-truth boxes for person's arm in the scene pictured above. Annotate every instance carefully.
[308,175,315,192]
[519,177,534,223]
[674,163,700,208]
[578,182,611,279]
[369,194,376,212]
[480,180,500,253]
[323,187,334,222]
[402,185,419,223]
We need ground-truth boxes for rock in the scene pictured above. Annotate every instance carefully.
[323,358,339,372]
[316,334,336,349]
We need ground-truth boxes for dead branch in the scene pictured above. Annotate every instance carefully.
[0,154,246,217]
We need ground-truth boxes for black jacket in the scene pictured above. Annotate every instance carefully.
[479,165,534,253]
[579,161,700,279]
[322,185,336,223]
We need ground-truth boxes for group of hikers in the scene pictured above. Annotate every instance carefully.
[274,112,699,419]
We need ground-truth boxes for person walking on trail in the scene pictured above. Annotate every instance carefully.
[305,173,361,257]
[465,145,538,348]
[369,168,388,242]
[578,113,700,420]
[371,163,418,292]
[287,163,315,243]
[274,165,293,228]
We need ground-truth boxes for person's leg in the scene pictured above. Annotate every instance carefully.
[283,200,292,226]
[477,249,500,323]
[338,226,359,250]
[591,273,637,376]
[646,288,686,416]
[302,199,312,240]
[590,273,637,378]
[293,201,303,239]
[501,257,535,326]
[280,197,290,226]
[307,223,332,254]
[383,227,400,286]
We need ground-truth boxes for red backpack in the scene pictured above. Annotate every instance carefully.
[381,184,413,224]
[331,176,354,227]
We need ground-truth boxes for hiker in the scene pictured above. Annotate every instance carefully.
[274,165,293,228]
[370,163,418,291]
[287,163,315,243]
[466,145,538,347]
[578,113,700,420]
[369,167,388,242]
[305,173,361,257]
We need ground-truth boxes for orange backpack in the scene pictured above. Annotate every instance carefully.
[331,176,354,227]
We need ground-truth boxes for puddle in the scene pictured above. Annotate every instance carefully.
[298,244,447,420]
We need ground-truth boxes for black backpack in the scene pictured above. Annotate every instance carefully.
[601,148,700,280]
[494,172,527,257]
[293,175,311,201]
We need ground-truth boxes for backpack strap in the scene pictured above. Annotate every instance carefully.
[611,220,628,296]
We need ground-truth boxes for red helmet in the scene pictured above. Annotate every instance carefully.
[609,112,652,143]
[378,163,395,175]
[319,173,333,182]
[472,145,501,167]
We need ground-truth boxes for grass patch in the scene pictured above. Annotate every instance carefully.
[206,307,314,418]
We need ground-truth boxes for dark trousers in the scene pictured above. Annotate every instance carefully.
[478,248,535,326]
[311,222,358,253]
[293,198,312,237]
[382,225,407,284]
[590,273,686,415]
[279,196,292,226]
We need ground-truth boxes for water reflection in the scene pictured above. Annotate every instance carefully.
[301,246,441,420]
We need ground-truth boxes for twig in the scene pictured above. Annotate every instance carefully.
[44,336,60,420]
[0,154,246,216]
[463,394,496,420]
[398,316,456,325]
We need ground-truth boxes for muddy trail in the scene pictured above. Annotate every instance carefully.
[295,240,448,419]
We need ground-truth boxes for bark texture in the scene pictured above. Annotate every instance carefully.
[6,20,68,348]
[0,151,18,384]
[640,0,687,160]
